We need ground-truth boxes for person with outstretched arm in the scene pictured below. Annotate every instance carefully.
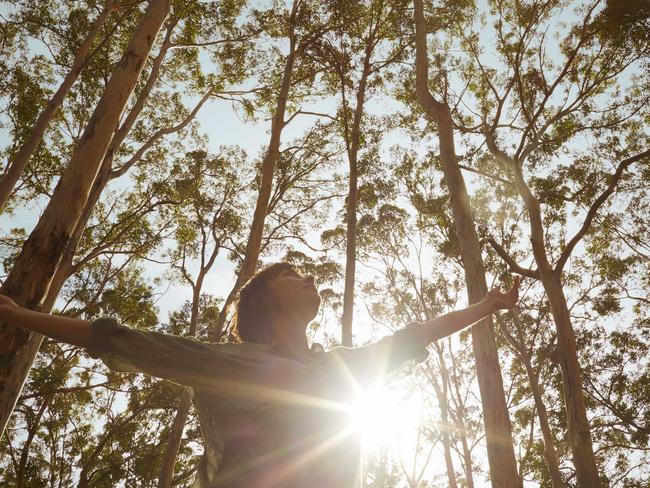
[0,262,519,487]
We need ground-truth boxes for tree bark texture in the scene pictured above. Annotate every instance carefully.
[0,0,116,212]
[413,1,520,486]
[0,0,171,439]
[541,272,600,488]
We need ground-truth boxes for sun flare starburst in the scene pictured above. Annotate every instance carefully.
[348,384,420,451]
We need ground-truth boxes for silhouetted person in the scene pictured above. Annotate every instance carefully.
[1,262,520,487]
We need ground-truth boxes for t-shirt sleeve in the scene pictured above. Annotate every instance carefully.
[323,322,429,385]
[86,317,276,391]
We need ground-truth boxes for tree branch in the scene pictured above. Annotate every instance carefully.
[487,238,539,279]
[458,164,513,186]
[555,149,650,273]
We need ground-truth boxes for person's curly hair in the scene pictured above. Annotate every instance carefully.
[231,262,296,344]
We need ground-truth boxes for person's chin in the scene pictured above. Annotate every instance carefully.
[306,292,321,317]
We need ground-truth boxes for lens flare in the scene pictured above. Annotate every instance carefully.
[348,384,418,451]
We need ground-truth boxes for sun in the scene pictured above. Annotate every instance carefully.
[347,384,420,452]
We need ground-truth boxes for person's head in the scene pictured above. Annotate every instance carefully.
[232,262,321,344]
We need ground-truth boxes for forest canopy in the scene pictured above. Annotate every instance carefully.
[0,0,648,487]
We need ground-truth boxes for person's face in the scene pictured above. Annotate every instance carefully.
[266,267,321,324]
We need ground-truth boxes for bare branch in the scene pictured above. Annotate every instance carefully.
[487,238,539,279]
[458,164,513,186]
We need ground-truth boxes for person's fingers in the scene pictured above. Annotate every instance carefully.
[510,276,520,303]
[510,277,519,293]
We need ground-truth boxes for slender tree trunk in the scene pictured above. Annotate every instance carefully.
[341,48,372,347]
[341,142,358,348]
[431,349,459,488]
[412,2,520,486]
[157,386,192,488]
[212,0,301,340]
[157,279,203,488]
[159,204,224,487]
[498,313,565,488]
[21,31,204,390]
[15,396,50,488]
[0,0,116,212]
[77,400,151,488]
[485,134,601,488]
[457,419,475,488]
[0,0,171,439]
[448,342,476,488]
[523,350,564,488]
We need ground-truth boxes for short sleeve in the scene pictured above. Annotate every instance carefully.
[86,317,288,392]
[322,322,429,385]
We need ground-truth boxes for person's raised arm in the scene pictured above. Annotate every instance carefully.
[411,277,520,345]
[0,295,92,348]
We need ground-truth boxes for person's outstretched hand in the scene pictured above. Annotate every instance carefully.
[483,277,520,311]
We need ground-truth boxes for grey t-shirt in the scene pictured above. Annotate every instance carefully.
[87,318,428,488]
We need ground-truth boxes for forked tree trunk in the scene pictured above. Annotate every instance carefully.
[159,195,224,486]
[0,0,171,439]
[412,1,520,486]
[0,0,116,212]
[15,396,50,488]
[77,400,152,488]
[212,0,302,340]
[485,135,601,488]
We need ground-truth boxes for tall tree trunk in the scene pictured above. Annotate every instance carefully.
[448,343,476,488]
[159,202,223,487]
[497,313,564,488]
[17,33,207,407]
[430,348,459,488]
[341,138,358,348]
[341,43,373,347]
[158,388,192,487]
[523,347,564,488]
[212,0,301,340]
[542,273,599,487]
[517,158,599,488]
[0,0,116,212]
[412,2,520,487]
[15,396,50,488]
[485,134,601,488]
[77,399,152,488]
[158,278,203,488]
[456,409,475,488]
[0,0,171,439]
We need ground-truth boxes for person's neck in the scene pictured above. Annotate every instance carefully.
[270,316,310,356]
